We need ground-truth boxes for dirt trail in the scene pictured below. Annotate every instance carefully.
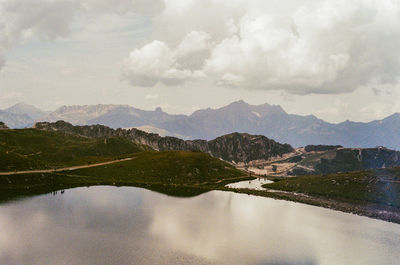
[0,157,135,176]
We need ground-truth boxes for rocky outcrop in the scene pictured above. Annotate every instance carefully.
[250,144,400,176]
[34,121,294,163]
[314,147,400,174]
[208,133,293,163]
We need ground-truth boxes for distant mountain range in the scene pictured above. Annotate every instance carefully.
[0,103,49,128]
[2,101,400,150]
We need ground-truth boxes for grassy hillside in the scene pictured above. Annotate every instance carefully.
[0,129,149,171]
[264,168,400,209]
[0,151,246,201]
[72,151,243,185]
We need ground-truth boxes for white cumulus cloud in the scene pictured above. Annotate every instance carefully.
[1,0,400,97]
[123,31,210,86]
[123,0,400,95]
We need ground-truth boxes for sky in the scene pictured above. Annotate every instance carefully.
[0,0,399,123]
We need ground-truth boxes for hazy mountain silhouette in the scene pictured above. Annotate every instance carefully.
[3,101,400,149]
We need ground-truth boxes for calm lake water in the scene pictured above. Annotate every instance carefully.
[1,186,400,265]
[226,177,273,190]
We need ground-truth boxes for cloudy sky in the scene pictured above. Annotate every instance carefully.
[0,0,399,123]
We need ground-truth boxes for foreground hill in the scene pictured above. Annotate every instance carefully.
[35,121,294,163]
[259,167,400,223]
[0,126,246,201]
[265,167,400,209]
[0,150,245,202]
[0,128,149,171]
[67,151,242,186]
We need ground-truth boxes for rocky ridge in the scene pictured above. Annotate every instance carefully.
[34,121,294,163]
[244,144,400,176]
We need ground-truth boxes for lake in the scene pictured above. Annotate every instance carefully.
[1,186,399,265]
[225,177,273,190]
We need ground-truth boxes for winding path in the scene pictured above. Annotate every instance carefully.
[0,157,135,176]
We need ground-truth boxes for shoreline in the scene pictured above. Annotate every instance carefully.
[1,168,399,224]
[2,179,399,225]
[220,186,400,224]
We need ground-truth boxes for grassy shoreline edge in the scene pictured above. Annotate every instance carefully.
[1,171,399,225]
[220,186,400,224]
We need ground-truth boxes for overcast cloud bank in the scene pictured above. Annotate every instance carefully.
[1,0,399,97]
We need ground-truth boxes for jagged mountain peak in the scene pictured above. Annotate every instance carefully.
[229,99,249,106]
[190,100,285,118]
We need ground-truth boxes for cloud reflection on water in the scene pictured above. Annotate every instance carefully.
[0,186,399,265]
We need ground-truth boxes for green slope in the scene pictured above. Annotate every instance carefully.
[0,129,149,171]
[264,168,400,208]
[72,150,243,185]
[0,150,246,202]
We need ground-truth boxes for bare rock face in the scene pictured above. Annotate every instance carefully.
[34,121,294,163]
[0,121,9,130]
[208,133,294,163]
[315,147,400,174]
